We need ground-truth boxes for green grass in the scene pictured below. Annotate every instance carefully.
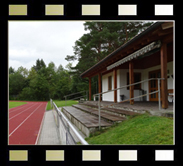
[86,114,173,145]
[9,101,27,109]
[46,100,79,110]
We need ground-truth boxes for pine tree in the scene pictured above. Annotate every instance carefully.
[66,22,153,74]
[65,22,153,93]
[33,59,46,73]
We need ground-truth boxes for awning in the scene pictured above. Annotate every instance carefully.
[107,41,161,70]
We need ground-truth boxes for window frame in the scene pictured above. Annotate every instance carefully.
[108,76,112,90]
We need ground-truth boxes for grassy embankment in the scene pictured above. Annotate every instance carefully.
[86,113,173,145]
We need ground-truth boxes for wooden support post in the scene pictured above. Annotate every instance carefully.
[129,61,134,105]
[89,77,91,101]
[160,43,168,109]
[98,73,102,101]
[113,68,117,103]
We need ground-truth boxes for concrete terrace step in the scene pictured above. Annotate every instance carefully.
[62,106,112,137]
[72,104,127,123]
[80,103,140,116]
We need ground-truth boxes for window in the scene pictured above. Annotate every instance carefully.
[127,72,141,90]
[108,76,112,90]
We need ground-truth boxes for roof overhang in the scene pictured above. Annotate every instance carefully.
[80,21,173,78]
[107,41,161,70]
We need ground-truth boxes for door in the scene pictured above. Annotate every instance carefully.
[149,69,161,101]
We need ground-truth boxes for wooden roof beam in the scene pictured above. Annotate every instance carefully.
[161,22,173,30]
[140,39,149,45]
[162,33,173,44]
[151,26,162,35]
[158,28,173,36]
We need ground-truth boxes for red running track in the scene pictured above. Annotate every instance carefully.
[9,101,47,145]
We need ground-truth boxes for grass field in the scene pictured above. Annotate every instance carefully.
[9,101,27,109]
[86,113,173,145]
[46,100,79,110]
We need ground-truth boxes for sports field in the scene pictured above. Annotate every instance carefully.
[9,101,27,109]
[9,101,47,145]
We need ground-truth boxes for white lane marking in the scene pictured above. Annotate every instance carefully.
[9,103,38,120]
[9,103,43,137]
[9,103,29,113]
[35,102,47,145]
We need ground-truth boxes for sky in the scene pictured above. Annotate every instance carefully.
[9,21,89,71]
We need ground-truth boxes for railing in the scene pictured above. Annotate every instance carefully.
[50,99,89,145]
[64,90,88,106]
[93,78,164,130]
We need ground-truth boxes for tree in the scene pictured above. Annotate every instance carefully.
[65,22,153,94]
[54,65,72,99]
[33,59,46,73]
[10,59,74,101]
[28,73,49,100]
[9,66,15,74]
[9,66,29,100]
[9,72,26,98]
[28,67,37,80]
[57,64,64,73]
[66,22,153,67]
[47,62,57,99]
[17,66,29,78]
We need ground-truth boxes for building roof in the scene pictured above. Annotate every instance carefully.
[80,22,173,78]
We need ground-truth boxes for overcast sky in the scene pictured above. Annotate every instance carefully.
[9,21,89,71]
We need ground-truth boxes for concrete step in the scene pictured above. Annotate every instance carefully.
[62,106,112,137]
[73,104,126,123]
[80,102,140,117]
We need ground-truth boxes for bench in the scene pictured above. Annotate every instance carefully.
[79,98,85,103]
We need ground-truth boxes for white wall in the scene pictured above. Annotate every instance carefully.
[119,69,143,102]
[102,69,121,102]
[102,69,143,102]
[102,71,114,101]
[102,61,173,102]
